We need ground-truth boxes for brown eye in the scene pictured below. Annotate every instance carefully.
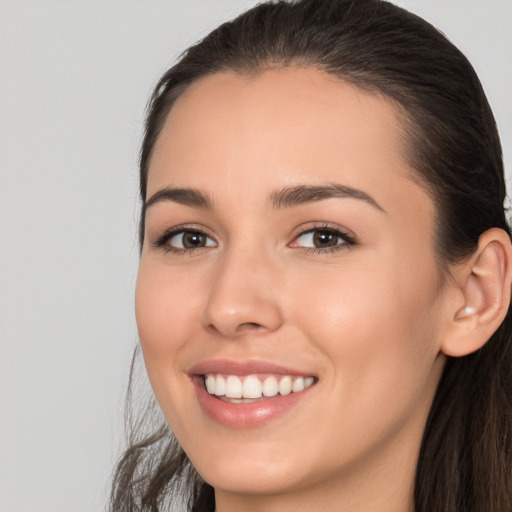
[294,229,344,249]
[182,232,206,248]
[291,226,355,252]
[312,230,339,248]
[168,230,216,250]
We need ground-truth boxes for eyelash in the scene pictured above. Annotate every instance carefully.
[152,223,357,255]
[153,225,216,254]
[293,223,357,254]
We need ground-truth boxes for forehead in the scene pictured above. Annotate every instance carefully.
[148,67,432,225]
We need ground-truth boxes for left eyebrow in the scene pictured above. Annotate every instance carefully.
[269,183,385,212]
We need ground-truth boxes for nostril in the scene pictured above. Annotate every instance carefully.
[237,322,265,332]
[206,321,262,334]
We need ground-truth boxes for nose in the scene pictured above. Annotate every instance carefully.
[201,247,284,338]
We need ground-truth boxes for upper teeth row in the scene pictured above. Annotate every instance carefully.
[205,374,315,399]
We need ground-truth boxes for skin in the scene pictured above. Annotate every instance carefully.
[136,67,461,512]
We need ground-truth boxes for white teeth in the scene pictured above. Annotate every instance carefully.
[205,374,216,394]
[292,377,304,392]
[243,375,263,399]
[214,376,226,396]
[278,376,292,396]
[204,373,316,399]
[225,375,243,398]
[262,376,279,397]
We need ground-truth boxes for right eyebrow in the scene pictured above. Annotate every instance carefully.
[144,187,214,211]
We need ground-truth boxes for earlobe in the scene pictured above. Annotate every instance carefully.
[441,228,512,357]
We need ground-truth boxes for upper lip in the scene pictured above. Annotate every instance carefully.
[187,359,317,377]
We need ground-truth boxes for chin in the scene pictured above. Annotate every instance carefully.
[196,457,307,496]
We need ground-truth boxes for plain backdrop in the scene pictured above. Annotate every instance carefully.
[0,1,511,511]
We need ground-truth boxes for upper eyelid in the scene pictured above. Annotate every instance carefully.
[289,224,358,251]
[151,222,356,248]
[291,222,356,240]
[152,224,218,247]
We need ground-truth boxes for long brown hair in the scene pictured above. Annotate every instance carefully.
[110,1,512,510]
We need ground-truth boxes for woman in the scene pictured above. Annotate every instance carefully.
[110,0,512,510]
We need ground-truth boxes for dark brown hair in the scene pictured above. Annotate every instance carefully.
[110,1,512,510]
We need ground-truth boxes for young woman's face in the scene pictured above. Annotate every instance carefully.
[136,68,452,505]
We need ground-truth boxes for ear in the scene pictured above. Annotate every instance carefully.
[441,228,512,357]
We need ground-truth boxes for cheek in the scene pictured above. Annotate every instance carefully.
[134,262,207,436]
[292,258,443,412]
[134,263,201,380]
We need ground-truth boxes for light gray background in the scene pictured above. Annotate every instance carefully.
[1,1,511,511]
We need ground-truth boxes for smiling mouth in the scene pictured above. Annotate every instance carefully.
[203,373,317,402]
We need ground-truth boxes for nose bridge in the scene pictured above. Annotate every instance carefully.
[202,239,283,338]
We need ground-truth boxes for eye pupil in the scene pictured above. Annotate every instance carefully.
[183,232,206,248]
[313,230,337,247]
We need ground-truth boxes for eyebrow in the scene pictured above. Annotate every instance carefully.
[145,187,214,211]
[269,183,385,212]
[144,183,384,214]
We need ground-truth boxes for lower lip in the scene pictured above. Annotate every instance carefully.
[192,377,314,428]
